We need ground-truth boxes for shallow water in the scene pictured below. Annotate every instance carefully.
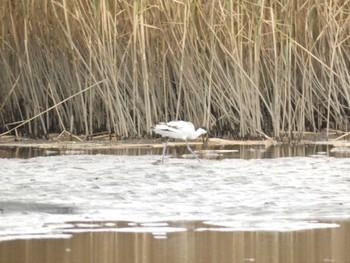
[1,154,350,235]
[1,145,350,262]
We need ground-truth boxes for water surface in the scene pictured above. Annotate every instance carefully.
[1,144,350,262]
[1,154,349,236]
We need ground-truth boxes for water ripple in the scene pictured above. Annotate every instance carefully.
[1,155,350,235]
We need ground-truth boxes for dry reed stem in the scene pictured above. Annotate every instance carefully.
[0,80,106,137]
[0,76,20,113]
[0,0,349,139]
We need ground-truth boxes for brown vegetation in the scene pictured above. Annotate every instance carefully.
[0,0,349,139]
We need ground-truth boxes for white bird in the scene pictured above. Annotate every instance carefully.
[152,121,207,163]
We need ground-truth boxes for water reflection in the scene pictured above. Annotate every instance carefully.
[1,220,349,263]
[0,143,347,159]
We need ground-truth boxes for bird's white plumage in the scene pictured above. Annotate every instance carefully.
[153,120,207,163]
[153,121,207,140]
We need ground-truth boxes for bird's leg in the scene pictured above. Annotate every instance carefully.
[185,140,200,162]
[161,138,171,164]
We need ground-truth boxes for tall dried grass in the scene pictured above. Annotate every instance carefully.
[0,0,349,139]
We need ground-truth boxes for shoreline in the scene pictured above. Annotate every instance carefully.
[0,133,349,151]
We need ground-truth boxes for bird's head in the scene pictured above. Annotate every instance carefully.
[196,128,207,136]
[196,128,209,148]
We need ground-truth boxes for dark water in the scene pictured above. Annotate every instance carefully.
[0,201,75,214]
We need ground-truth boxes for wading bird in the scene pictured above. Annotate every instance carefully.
[152,121,207,163]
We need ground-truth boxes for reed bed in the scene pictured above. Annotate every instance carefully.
[0,0,349,139]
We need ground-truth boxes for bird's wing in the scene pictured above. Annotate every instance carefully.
[167,121,195,131]
[153,123,178,135]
